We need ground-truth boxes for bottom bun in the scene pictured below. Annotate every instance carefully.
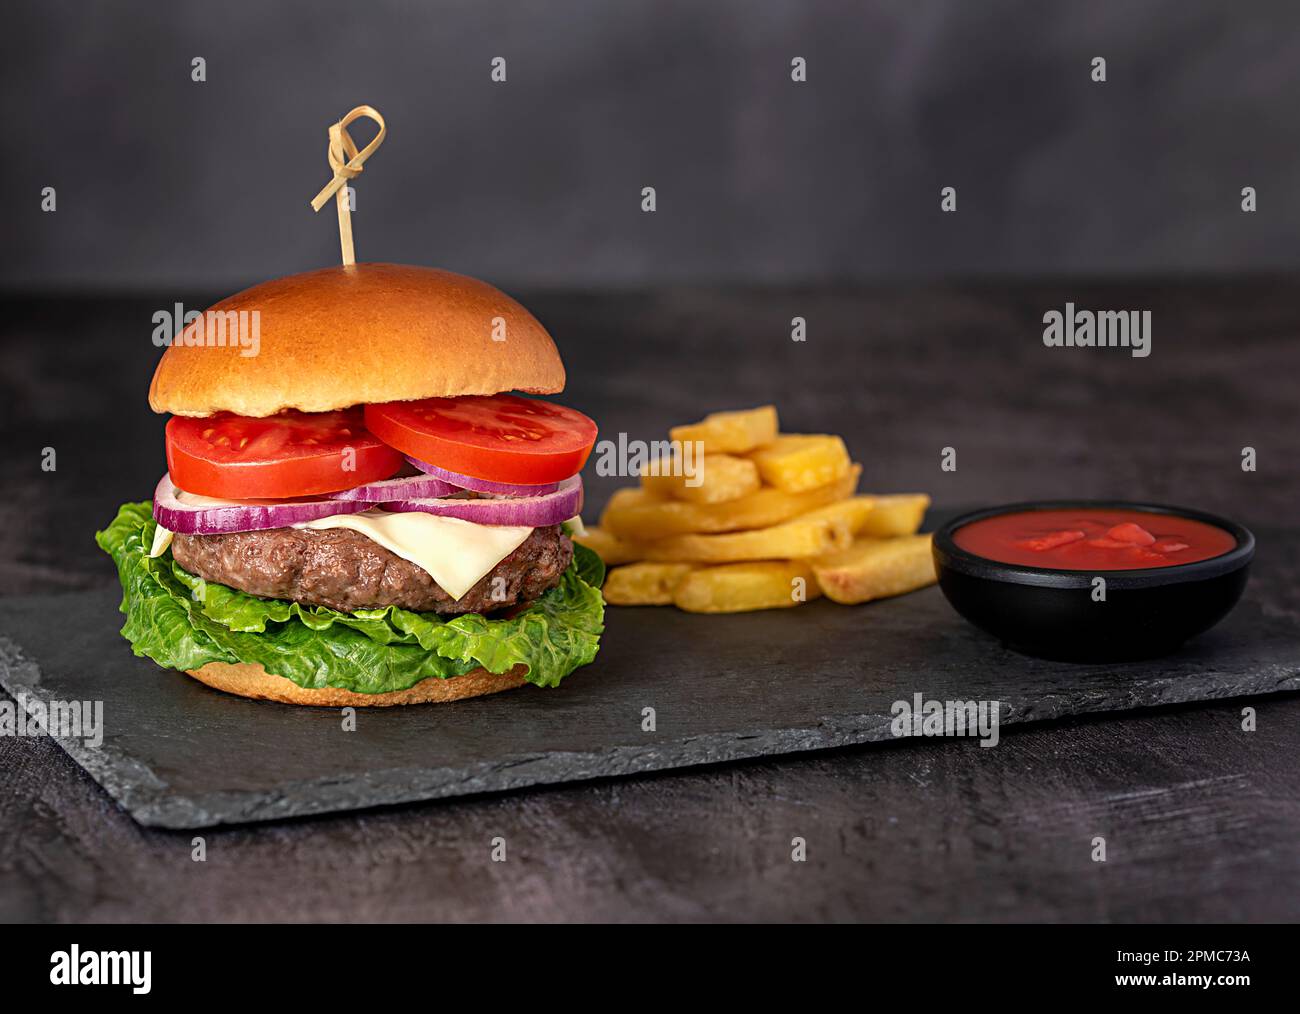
[185,661,529,707]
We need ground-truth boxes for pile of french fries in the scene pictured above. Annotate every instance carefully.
[576,406,938,613]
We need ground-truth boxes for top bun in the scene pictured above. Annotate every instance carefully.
[149,263,565,418]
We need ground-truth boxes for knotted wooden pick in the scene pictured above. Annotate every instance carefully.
[310,105,387,266]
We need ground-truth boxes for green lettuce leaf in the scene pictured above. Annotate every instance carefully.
[571,539,606,589]
[95,501,604,694]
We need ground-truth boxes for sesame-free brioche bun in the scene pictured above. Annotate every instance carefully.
[185,660,528,706]
[149,263,565,418]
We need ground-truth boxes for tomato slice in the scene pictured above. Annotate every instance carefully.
[364,394,598,484]
[165,409,404,499]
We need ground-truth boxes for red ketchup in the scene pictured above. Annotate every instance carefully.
[953,508,1237,571]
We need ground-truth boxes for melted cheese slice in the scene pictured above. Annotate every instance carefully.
[299,510,534,601]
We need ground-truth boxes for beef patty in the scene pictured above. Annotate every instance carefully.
[171,524,573,616]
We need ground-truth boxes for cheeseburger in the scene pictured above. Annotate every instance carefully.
[97,263,605,706]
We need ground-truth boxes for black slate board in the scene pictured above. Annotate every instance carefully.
[1,582,1298,830]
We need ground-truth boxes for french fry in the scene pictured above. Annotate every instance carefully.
[673,561,820,613]
[796,495,877,534]
[858,493,930,537]
[640,453,760,504]
[811,534,937,605]
[602,563,696,605]
[601,466,861,538]
[639,513,853,563]
[749,434,851,492]
[669,405,779,454]
[573,526,643,566]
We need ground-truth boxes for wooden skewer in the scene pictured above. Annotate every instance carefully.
[309,105,387,266]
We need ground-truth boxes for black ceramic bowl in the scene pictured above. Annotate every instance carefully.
[932,500,1254,662]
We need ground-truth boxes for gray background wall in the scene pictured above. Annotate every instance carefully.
[4,0,1298,293]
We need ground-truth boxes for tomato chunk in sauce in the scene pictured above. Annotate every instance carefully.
[953,508,1236,571]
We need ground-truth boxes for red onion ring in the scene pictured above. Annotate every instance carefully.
[329,472,458,502]
[405,455,562,497]
[152,474,371,535]
[383,476,583,527]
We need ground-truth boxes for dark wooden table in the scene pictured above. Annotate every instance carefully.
[2,280,1297,922]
